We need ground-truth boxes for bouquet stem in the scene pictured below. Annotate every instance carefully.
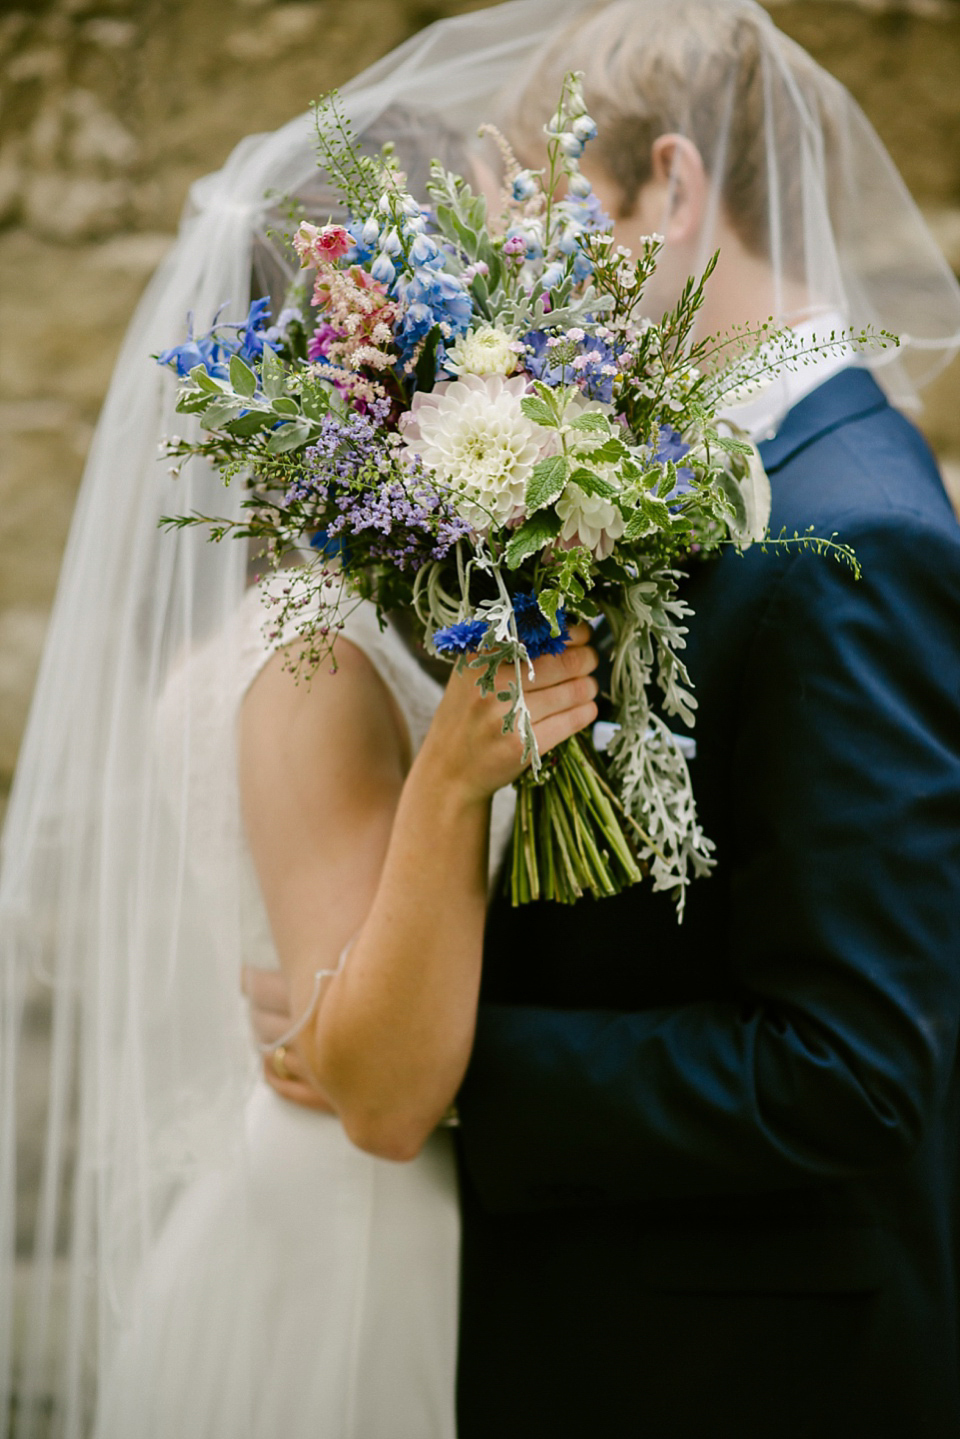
[509,731,646,905]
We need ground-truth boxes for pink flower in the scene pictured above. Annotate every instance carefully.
[293,222,353,268]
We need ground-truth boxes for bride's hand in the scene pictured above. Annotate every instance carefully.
[418,621,599,804]
[242,965,337,1112]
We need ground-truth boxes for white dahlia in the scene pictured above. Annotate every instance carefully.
[445,325,519,378]
[400,373,549,529]
[556,481,626,560]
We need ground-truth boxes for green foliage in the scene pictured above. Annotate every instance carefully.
[504,510,563,569]
[311,89,382,216]
[524,455,569,513]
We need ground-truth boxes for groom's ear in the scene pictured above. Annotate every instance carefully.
[648,134,708,244]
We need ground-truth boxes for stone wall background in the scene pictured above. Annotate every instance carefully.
[2,0,960,828]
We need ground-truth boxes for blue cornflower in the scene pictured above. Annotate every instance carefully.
[433,619,489,655]
[512,592,569,658]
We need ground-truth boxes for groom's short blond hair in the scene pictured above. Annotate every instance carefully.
[504,0,841,272]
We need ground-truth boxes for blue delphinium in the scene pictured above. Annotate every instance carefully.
[157,298,276,379]
[235,297,273,363]
[655,425,696,497]
[433,619,490,655]
[523,330,619,404]
[512,592,569,658]
[393,256,473,369]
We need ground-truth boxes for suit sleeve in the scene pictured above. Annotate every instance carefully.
[457,513,960,1212]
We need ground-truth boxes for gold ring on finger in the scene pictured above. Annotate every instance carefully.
[272,1044,291,1081]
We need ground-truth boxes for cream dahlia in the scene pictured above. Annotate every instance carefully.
[399,373,549,529]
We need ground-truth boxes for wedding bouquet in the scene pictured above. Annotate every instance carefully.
[158,77,861,915]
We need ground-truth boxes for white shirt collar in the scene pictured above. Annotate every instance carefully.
[717,311,854,443]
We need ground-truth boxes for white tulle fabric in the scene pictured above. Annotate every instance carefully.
[2,2,959,1435]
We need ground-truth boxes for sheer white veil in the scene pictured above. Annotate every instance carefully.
[2,1,958,1433]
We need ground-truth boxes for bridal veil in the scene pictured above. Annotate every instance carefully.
[2,2,958,1434]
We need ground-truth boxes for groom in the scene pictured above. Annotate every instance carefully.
[447,12,960,1432]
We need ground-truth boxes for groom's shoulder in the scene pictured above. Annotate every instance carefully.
[761,367,959,548]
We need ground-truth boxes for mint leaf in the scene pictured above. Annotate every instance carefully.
[505,509,562,568]
[524,455,569,512]
[567,411,610,434]
[568,466,618,499]
[521,397,557,429]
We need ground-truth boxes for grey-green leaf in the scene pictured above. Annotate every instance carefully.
[505,509,563,568]
[201,399,245,430]
[260,344,285,400]
[188,364,225,393]
[229,354,258,398]
[265,419,312,454]
[524,455,569,513]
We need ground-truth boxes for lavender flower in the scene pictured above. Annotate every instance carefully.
[286,403,471,572]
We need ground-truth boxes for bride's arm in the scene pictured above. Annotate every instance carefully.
[239,627,598,1162]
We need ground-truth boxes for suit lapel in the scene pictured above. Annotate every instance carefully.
[758,367,889,474]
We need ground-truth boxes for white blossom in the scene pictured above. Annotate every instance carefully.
[446,325,520,378]
[556,481,626,559]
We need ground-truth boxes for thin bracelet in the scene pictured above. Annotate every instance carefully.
[257,936,354,1055]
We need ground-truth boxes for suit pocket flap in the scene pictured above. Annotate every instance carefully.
[639,1226,888,1294]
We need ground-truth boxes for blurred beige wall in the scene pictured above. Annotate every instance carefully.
[1,0,959,829]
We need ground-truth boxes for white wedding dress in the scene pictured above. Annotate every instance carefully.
[93,583,515,1439]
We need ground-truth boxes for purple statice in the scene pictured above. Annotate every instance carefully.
[523,330,619,404]
[287,402,470,571]
[324,474,470,570]
[433,619,489,655]
[512,591,569,658]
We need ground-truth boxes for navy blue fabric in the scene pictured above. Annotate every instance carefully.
[456,369,960,1438]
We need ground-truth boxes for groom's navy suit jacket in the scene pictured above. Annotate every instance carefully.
[456,369,960,1439]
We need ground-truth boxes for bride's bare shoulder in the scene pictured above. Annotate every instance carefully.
[239,634,408,806]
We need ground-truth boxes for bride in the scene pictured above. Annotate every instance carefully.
[2,2,958,1437]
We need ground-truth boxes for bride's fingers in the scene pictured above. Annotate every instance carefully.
[532,697,600,758]
[262,1059,336,1112]
[252,1010,299,1047]
[524,670,599,725]
[520,640,598,694]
